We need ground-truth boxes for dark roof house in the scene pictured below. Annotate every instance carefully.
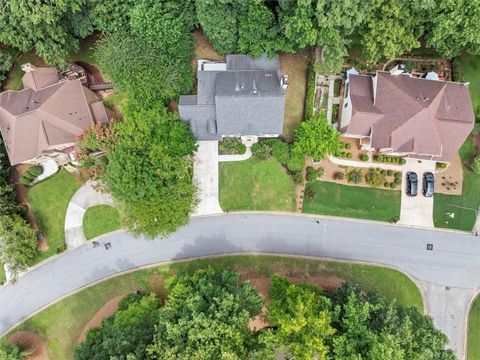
[0,63,111,165]
[179,55,287,140]
[341,69,474,162]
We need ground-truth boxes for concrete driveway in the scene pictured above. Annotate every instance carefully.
[192,141,223,216]
[399,159,436,228]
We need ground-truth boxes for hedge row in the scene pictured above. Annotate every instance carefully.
[373,155,406,164]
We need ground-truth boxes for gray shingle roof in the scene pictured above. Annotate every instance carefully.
[179,54,285,140]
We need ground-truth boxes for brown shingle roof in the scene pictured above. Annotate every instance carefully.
[346,72,474,161]
[0,67,110,165]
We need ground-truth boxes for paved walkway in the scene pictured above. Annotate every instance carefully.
[192,141,223,216]
[328,155,403,170]
[1,213,479,359]
[398,159,436,228]
[64,181,113,248]
[31,159,58,184]
[218,146,252,162]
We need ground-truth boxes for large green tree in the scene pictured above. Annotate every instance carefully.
[360,0,423,63]
[147,268,263,359]
[0,214,37,279]
[75,293,160,360]
[0,341,26,360]
[426,0,480,58]
[292,111,341,160]
[94,31,193,106]
[101,100,197,237]
[260,276,336,359]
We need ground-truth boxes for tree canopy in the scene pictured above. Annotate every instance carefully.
[292,111,341,160]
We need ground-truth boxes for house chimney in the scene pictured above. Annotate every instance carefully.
[281,75,288,90]
[389,64,406,76]
[21,63,36,73]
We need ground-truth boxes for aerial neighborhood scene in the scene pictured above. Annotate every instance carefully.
[0,0,480,359]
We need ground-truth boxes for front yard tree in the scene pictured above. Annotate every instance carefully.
[292,111,341,160]
[0,214,37,279]
[148,268,263,359]
[102,100,197,237]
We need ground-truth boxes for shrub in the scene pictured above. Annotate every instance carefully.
[252,142,272,160]
[347,169,363,184]
[394,177,402,185]
[390,182,397,189]
[271,141,290,165]
[394,171,402,178]
[472,155,480,174]
[236,144,246,155]
[376,155,384,162]
[436,162,448,169]
[219,138,240,153]
[360,154,369,161]
[317,167,325,178]
[304,62,316,120]
[304,186,315,200]
[22,173,35,181]
[287,153,305,172]
[333,172,344,181]
[306,167,317,182]
[344,143,352,149]
[365,168,386,187]
[384,182,389,187]
[400,158,407,165]
[19,177,33,186]
[380,169,387,175]
[56,243,67,253]
[387,170,393,176]
[291,170,304,184]
[28,165,44,177]
[346,153,352,159]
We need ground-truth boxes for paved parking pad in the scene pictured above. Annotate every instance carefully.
[398,159,436,228]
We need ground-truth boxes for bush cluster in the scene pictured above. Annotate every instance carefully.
[373,155,406,164]
[252,139,306,174]
[335,151,352,159]
[305,167,325,182]
[436,162,448,170]
[359,154,369,161]
[347,169,363,184]
[19,165,44,186]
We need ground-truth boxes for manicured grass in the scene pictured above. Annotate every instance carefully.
[280,50,311,141]
[303,181,401,222]
[9,255,422,360]
[27,170,83,264]
[219,157,296,212]
[0,263,5,284]
[459,54,480,114]
[468,294,480,360]
[434,125,480,231]
[2,52,46,91]
[83,205,121,240]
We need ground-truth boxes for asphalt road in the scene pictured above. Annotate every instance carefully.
[1,213,479,358]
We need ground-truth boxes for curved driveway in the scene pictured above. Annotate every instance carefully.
[1,213,479,358]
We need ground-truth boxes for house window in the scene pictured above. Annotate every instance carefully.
[345,83,349,98]
[344,101,348,108]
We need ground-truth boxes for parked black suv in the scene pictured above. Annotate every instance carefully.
[423,172,435,197]
[406,172,418,197]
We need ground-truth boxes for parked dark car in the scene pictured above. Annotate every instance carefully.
[423,172,435,197]
[406,172,418,197]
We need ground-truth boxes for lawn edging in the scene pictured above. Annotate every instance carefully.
[466,289,480,360]
[3,251,426,338]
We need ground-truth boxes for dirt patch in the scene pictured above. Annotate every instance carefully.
[8,331,48,360]
[192,29,224,70]
[77,294,125,343]
[279,50,311,141]
[249,306,270,331]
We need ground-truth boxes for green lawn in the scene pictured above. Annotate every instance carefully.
[434,125,480,231]
[468,294,480,360]
[459,54,480,115]
[219,157,296,212]
[2,52,46,91]
[303,181,401,222]
[83,205,121,240]
[27,169,83,264]
[8,255,422,360]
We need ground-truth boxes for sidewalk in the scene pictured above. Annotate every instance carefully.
[328,155,403,171]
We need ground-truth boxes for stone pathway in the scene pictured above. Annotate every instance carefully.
[328,155,403,171]
[218,146,252,162]
[31,159,58,184]
[64,181,113,249]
